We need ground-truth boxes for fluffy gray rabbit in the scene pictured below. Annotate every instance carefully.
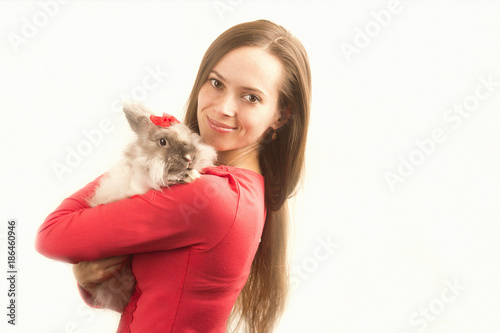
[85,102,217,311]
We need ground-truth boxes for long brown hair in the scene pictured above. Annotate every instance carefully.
[184,20,311,332]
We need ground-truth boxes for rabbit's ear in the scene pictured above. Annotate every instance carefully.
[123,103,151,134]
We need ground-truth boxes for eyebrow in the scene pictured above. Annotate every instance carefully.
[210,70,267,97]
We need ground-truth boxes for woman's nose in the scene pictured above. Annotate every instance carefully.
[215,93,237,117]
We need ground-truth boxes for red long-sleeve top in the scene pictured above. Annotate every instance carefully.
[35,165,266,332]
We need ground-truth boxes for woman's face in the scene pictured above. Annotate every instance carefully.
[197,46,284,154]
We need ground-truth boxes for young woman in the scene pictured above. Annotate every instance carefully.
[36,19,311,332]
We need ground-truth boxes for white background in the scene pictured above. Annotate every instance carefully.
[1,0,500,332]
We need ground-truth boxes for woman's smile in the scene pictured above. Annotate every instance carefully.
[206,116,236,133]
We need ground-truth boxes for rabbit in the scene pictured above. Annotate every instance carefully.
[87,102,217,207]
[84,102,217,312]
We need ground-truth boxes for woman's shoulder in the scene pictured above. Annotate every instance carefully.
[201,165,264,183]
[152,165,264,222]
[201,165,265,199]
[184,165,265,202]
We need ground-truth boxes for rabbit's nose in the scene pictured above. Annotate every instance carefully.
[184,155,192,168]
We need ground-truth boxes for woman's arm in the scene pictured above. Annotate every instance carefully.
[35,172,238,263]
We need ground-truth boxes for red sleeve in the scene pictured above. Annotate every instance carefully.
[35,172,239,263]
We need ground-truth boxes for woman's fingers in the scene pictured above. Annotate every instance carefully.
[93,255,131,276]
[100,256,131,280]
[98,255,131,268]
[73,255,131,285]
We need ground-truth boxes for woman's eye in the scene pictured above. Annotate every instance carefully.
[243,94,261,103]
[210,78,223,89]
[159,138,168,146]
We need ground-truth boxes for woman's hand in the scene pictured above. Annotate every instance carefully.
[72,255,131,296]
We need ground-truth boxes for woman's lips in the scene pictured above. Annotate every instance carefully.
[207,116,236,133]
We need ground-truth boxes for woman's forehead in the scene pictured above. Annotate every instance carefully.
[212,46,283,97]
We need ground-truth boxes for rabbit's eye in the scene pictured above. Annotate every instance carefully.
[159,138,168,146]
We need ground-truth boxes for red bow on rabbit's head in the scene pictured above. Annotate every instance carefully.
[150,113,181,128]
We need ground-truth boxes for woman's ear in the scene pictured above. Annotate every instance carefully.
[272,105,291,130]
